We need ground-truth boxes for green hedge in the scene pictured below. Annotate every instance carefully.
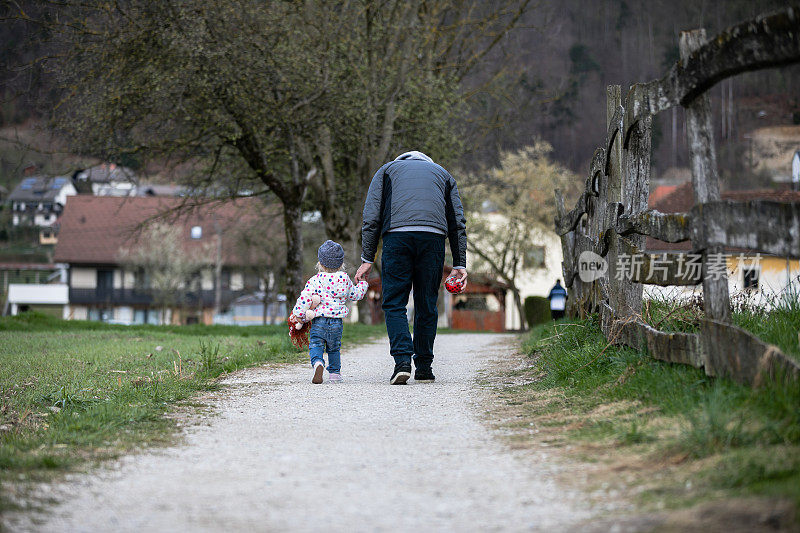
[524,296,551,327]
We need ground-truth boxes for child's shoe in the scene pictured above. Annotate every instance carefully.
[312,361,324,384]
[329,372,342,383]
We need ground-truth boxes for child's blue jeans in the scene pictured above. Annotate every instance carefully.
[309,316,343,373]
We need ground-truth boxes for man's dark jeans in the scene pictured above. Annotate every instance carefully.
[381,231,445,369]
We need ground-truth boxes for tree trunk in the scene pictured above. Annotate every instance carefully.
[283,201,304,305]
[511,286,527,332]
[214,221,222,317]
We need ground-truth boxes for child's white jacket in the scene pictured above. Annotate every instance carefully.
[292,272,369,320]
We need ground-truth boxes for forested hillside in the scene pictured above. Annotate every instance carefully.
[465,0,800,185]
[1,0,798,188]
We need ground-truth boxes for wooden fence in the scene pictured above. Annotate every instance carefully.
[553,7,800,386]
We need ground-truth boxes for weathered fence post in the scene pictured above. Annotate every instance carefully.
[605,84,649,319]
[553,8,800,386]
[680,29,731,323]
[618,111,652,319]
[603,85,623,319]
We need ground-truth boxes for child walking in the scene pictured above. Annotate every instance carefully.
[292,240,369,384]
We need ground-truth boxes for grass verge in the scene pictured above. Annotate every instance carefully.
[0,312,382,511]
[505,311,800,518]
[642,290,800,360]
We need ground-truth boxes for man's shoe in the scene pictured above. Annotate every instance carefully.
[311,361,324,384]
[390,363,412,385]
[414,368,435,383]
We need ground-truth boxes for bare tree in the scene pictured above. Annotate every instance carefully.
[118,222,211,325]
[464,140,577,329]
[4,0,528,302]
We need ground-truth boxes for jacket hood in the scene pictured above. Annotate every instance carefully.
[394,151,434,164]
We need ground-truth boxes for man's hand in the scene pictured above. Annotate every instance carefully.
[452,268,468,291]
[355,262,373,283]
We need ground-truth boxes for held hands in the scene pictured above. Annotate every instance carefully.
[355,262,373,283]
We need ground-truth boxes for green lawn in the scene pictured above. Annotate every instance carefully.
[0,313,382,509]
[519,308,800,513]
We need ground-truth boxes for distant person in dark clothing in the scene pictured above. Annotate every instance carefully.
[547,279,567,320]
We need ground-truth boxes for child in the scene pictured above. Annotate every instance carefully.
[292,240,368,384]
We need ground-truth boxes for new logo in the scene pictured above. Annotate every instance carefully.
[578,251,608,282]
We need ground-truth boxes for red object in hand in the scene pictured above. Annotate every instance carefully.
[445,275,464,294]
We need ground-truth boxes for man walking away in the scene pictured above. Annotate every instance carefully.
[547,279,567,320]
[356,151,468,385]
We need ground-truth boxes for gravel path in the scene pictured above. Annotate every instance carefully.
[17,333,594,532]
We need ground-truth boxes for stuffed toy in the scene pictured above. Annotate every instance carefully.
[287,294,321,348]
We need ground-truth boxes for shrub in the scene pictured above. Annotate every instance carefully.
[524,296,551,327]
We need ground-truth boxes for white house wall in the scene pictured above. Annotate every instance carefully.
[115,306,134,323]
[230,272,244,291]
[55,182,77,205]
[7,283,69,305]
[34,213,58,226]
[467,213,564,330]
[201,270,214,290]
[644,256,800,309]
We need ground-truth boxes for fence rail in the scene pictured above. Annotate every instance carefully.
[553,6,800,386]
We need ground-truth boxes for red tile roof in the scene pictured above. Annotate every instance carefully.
[54,196,282,266]
[648,182,694,214]
[649,184,677,205]
[649,182,800,214]
[646,183,800,252]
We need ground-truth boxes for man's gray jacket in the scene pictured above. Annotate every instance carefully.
[361,152,467,268]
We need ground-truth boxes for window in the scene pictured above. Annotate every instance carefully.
[524,246,546,269]
[88,308,111,322]
[742,267,759,290]
[96,269,113,295]
[191,226,202,239]
[453,295,489,311]
[134,269,151,291]
[244,272,261,291]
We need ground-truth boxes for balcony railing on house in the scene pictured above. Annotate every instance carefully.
[68,288,247,307]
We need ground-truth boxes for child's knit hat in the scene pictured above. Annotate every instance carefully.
[318,240,345,270]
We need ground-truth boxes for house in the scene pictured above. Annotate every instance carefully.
[448,270,508,332]
[215,292,288,326]
[72,163,138,196]
[0,261,65,316]
[466,212,564,330]
[53,196,283,325]
[7,174,77,227]
[646,182,800,305]
[4,281,69,317]
[138,183,188,197]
